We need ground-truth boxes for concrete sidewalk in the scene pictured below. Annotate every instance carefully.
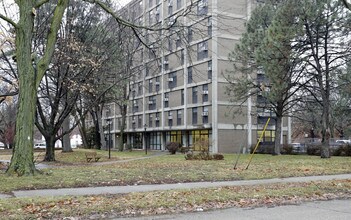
[1,173,350,199]
[129,199,351,220]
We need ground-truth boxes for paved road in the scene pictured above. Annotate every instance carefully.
[128,199,351,220]
[3,173,351,198]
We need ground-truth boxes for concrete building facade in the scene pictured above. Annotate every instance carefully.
[103,0,291,153]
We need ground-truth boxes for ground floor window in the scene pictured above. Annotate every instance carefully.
[257,130,275,143]
[166,131,183,145]
[189,130,211,151]
[148,132,162,150]
[129,133,142,149]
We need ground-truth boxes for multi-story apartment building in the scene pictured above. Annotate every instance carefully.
[103,0,291,153]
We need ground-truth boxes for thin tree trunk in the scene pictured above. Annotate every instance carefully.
[44,135,56,161]
[274,115,282,155]
[118,105,127,151]
[62,116,72,152]
[97,106,106,150]
[78,121,89,148]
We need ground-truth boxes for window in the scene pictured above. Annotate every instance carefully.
[149,0,153,8]
[138,115,142,128]
[155,77,160,92]
[176,35,181,48]
[181,89,184,105]
[155,6,160,22]
[208,17,212,36]
[192,107,198,124]
[197,0,208,15]
[155,112,160,127]
[257,130,275,143]
[149,114,153,127]
[187,26,193,42]
[177,110,182,125]
[164,55,169,71]
[164,92,169,107]
[202,106,208,124]
[149,10,153,25]
[148,79,153,93]
[148,96,156,110]
[208,60,212,79]
[168,0,173,15]
[177,0,182,9]
[202,84,208,102]
[133,100,139,113]
[168,71,177,89]
[257,94,268,106]
[168,37,173,51]
[138,82,142,95]
[192,86,198,104]
[132,116,136,129]
[168,111,173,127]
[187,67,193,83]
[158,58,162,72]
[197,41,208,60]
[145,64,150,77]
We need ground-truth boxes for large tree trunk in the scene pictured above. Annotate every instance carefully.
[62,116,73,152]
[7,1,37,176]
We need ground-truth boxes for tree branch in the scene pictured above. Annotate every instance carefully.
[341,0,351,10]
[35,0,50,8]
[36,0,69,88]
[0,13,17,28]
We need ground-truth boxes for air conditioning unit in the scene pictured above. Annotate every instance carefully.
[164,97,169,101]
[132,120,136,123]
[155,117,160,121]
[202,90,209,94]
[155,82,160,85]
[208,66,212,71]
[168,116,173,119]
[148,100,154,104]
[168,78,174,82]
[202,111,209,116]
[163,60,169,64]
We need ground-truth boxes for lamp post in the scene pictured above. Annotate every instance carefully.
[144,123,147,155]
[107,118,112,159]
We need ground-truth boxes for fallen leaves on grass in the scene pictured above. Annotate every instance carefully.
[2,179,350,219]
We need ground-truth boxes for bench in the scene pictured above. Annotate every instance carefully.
[85,152,101,162]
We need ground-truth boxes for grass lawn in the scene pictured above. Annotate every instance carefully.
[0,151,351,193]
[1,151,351,219]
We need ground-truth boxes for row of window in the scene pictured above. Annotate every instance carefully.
[131,106,209,129]
[132,59,212,96]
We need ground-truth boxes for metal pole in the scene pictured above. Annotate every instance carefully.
[108,122,111,159]
[246,118,271,170]
[144,126,147,155]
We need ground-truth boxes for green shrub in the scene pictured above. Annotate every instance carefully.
[212,154,224,160]
[307,144,321,156]
[166,142,182,154]
[185,153,194,160]
[180,146,192,154]
[250,144,274,154]
[332,144,351,156]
